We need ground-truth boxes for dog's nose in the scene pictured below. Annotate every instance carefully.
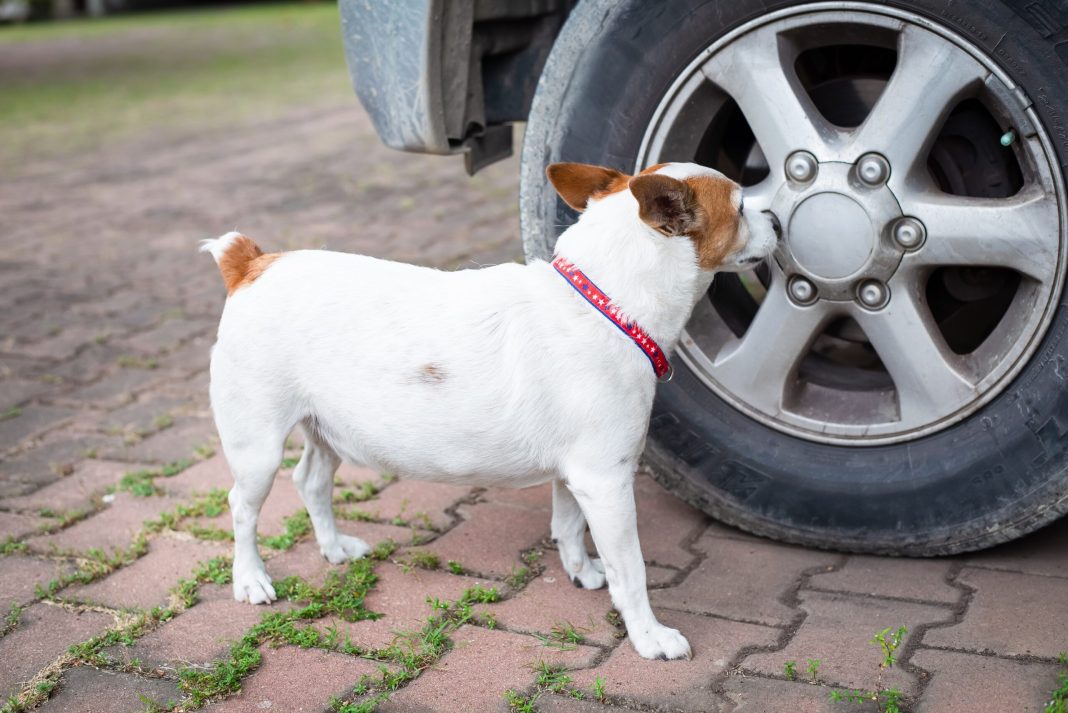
[764,211,782,240]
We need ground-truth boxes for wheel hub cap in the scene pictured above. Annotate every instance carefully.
[771,162,905,301]
[788,192,874,279]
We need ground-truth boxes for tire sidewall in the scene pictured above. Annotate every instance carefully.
[520,0,1068,553]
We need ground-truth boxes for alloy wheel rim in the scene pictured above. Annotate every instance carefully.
[638,3,1067,445]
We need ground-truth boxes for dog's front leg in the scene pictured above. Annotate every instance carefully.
[552,479,606,589]
[561,466,691,660]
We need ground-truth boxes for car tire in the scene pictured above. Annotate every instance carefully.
[520,0,1068,555]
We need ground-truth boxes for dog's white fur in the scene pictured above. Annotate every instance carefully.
[202,162,778,660]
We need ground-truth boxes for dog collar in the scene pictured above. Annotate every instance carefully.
[552,256,673,382]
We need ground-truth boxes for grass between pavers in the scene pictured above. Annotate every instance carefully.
[112,459,195,498]
[1048,653,1068,713]
[1,457,589,712]
[0,1,351,171]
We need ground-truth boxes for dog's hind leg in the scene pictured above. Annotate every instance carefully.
[293,423,370,564]
[560,462,691,660]
[216,416,287,605]
[552,479,605,589]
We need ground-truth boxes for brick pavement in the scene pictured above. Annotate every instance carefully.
[2,73,1067,713]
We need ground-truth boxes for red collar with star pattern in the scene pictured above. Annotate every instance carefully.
[552,256,673,382]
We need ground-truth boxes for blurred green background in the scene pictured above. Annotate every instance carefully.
[0,2,349,172]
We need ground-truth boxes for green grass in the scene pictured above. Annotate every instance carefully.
[0,1,350,171]
[260,510,312,550]
[1047,653,1068,713]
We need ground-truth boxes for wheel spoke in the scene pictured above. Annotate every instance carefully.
[852,286,976,425]
[710,271,832,413]
[848,25,986,181]
[701,26,838,174]
[901,188,1059,282]
[740,176,778,213]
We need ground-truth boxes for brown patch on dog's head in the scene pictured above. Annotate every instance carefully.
[216,234,283,295]
[546,162,678,212]
[629,171,742,270]
[547,161,743,269]
[546,163,629,211]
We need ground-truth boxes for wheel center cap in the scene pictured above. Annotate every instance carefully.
[788,193,874,279]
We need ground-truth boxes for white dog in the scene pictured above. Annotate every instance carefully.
[201,161,779,660]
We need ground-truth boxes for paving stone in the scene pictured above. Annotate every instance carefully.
[98,417,215,464]
[22,343,126,387]
[335,462,379,485]
[378,625,599,713]
[0,509,46,541]
[94,392,196,439]
[911,649,1062,713]
[0,555,72,612]
[28,492,181,556]
[651,535,837,626]
[108,584,265,670]
[425,502,549,578]
[481,482,552,511]
[808,555,960,604]
[67,536,228,610]
[64,367,171,408]
[632,474,707,568]
[156,336,213,377]
[0,433,121,497]
[700,518,767,543]
[0,404,77,451]
[337,519,434,549]
[264,524,433,588]
[205,646,379,713]
[963,518,1068,578]
[113,316,214,355]
[313,562,499,651]
[0,459,144,513]
[360,478,471,530]
[164,455,232,498]
[37,666,183,713]
[923,568,1068,658]
[492,559,618,647]
[0,378,63,410]
[723,676,879,713]
[0,353,44,380]
[741,591,951,695]
[0,603,114,699]
[9,326,103,361]
[644,565,681,588]
[571,609,778,712]
[537,695,633,712]
[263,540,337,588]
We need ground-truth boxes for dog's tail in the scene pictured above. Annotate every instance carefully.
[199,231,275,295]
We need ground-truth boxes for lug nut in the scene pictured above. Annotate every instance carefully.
[892,216,926,250]
[857,279,889,309]
[856,153,890,186]
[788,276,818,305]
[785,151,818,183]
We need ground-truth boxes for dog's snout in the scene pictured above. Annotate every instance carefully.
[765,211,782,240]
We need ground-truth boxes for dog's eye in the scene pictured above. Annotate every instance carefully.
[738,198,744,215]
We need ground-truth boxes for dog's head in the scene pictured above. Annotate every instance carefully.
[547,162,780,272]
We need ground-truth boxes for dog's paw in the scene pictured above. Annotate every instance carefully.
[629,624,692,661]
[233,564,276,605]
[320,534,371,564]
[569,558,606,590]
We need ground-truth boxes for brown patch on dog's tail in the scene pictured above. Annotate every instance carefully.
[199,231,282,295]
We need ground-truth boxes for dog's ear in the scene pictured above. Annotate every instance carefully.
[629,173,700,236]
[546,163,628,212]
